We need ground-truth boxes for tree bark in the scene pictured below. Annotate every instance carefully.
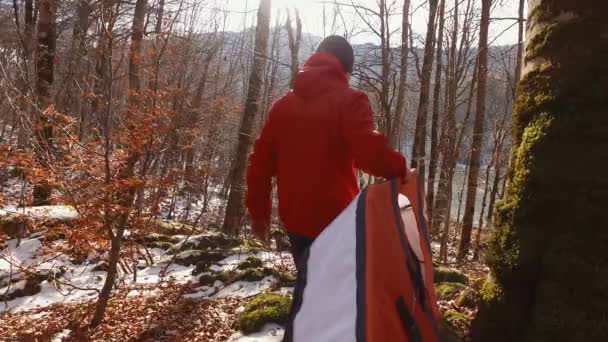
[411,0,439,185]
[392,0,411,148]
[427,0,445,228]
[32,0,57,206]
[514,0,525,86]
[472,1,608,340]
[222,0,271,235]
[286,10,301,88]
[436,0,459,262]
[457,0,492,262]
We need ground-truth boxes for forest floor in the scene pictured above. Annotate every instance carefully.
[0,179,490,341]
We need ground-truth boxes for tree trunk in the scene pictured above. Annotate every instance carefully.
[457,0,491,262]
[472,1,608,340]
[222,0,271,235]
[392,0,411,148]
[286,10,301,88]
[32,0,57,206]
[514,0,525,86]
[411,0,439,185]
[433,0,458,239]
[90,0,147,327]
[427,0,445,227]
[66,0,91,131]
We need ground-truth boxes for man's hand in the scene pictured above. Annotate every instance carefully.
[251,219,270,244]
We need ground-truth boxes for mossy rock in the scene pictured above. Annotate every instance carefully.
[199,270,238,286]
[0,269,63,302]
[443,309,470,330]
[181,233,241,250]
[439,315,464,342]
[271,229,290,252]
[237,256,264,270]
[274,270,296,287]
[152,220,198,235]
[239,293,292,334]
[434,267,468,285]
[43,227,66,242]
[435,282,467,300]
[456,287,479,309]
[144,233,180,245]
[174,249,229,266]
[148,241,175,250]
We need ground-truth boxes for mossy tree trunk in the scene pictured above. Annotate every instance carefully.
[472,1,608,340]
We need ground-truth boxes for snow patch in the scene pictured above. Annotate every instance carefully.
[228,323,285,342]
[213,276,276,299]
[0,205,78,221]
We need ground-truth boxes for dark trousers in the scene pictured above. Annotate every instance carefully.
[283,232,315,342]
[288,232,315,272]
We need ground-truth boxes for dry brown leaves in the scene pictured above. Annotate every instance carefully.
[0,283,243,341]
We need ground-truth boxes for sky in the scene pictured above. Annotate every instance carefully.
[219,0,525,47]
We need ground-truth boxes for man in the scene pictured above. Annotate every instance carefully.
[246,35,407,271]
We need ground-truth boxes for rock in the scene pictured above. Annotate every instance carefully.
[237,256,264,270]
[92,262,109,272]
[174,249,230,266]
[181,233,241,250]
[144,233,180,245]
[0,215,32,238]
[0,271,56,301]
[271,229,290,252]
[147,241,175,250]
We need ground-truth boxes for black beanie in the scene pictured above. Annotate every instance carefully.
[316,35,354,73]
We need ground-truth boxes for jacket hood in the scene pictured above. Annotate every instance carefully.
[292,53,349,98]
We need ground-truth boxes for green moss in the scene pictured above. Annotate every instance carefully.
[479,279,502,303]
[237,256,264,270]
[239,293,292,334]
[435,282,467,300]
[443,309,470,329]
[439,315,463,342]
[473,3,608,340]
[434,268,468,285]
[240,267,273,281]
[274,270,296,287]
[456,287,479,309]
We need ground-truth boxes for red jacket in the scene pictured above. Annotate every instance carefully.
[246,53,407,238]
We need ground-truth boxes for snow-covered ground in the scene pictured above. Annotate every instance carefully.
[228,324,285,342]
[0,235,292,313]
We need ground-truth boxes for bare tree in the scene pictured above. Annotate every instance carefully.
[90,0,148,327]
[411,0,439,184]
[458,0,492,263]
[32,0,57,206]
[427,0,445,230]
[222,0,272,235]
[286,9,302,87]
